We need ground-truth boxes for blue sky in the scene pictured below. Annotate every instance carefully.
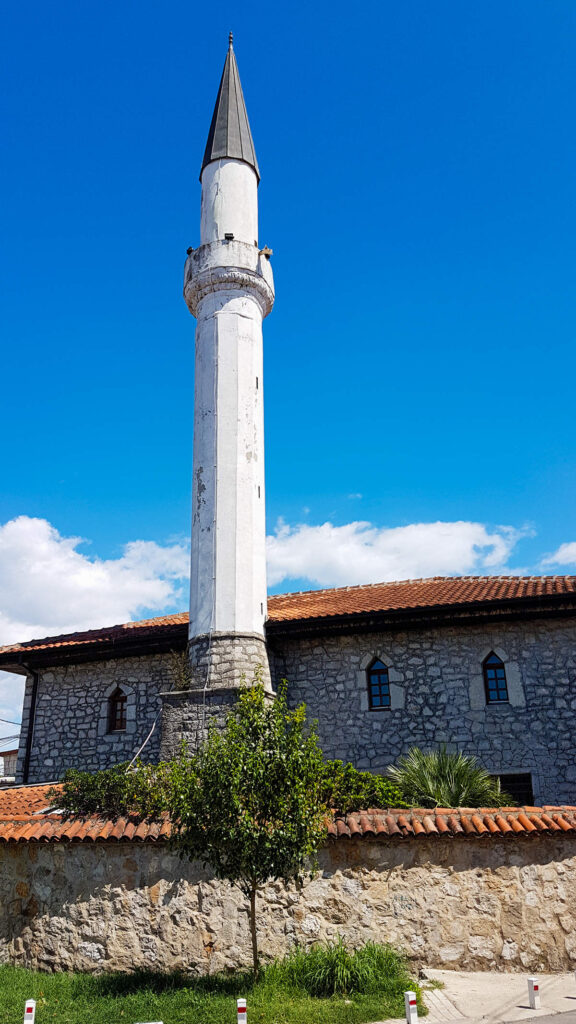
[1,1,575,729]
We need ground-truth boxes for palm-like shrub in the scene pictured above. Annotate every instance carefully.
[387,746,514,808]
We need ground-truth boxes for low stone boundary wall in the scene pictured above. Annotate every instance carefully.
[1,834,575,974]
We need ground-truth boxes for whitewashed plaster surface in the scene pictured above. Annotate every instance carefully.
[188,287,269,637]
[185,151,274,642]
[200,159,258,245]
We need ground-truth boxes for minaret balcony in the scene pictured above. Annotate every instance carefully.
[184,238,274,319]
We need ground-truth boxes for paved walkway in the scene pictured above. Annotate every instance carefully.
[376,969,576,1024]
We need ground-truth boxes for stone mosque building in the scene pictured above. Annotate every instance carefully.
[1,38,575,806]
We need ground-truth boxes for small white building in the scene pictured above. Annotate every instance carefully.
[0,737,19,784]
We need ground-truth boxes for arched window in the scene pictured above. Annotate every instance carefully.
[483,652,509,704]
[367,659,391,709]
[107,686,127,732]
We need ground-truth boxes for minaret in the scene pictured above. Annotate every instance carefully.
[183,35,274,701]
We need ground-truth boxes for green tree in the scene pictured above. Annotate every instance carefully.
[321,759,406,813]
[166,683,328,976]
[52,687,411,975]
[387,745,514,808]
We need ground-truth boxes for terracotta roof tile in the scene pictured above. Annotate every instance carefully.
[517,812,537,832]
[385,814,402,836]
[347,817,362,837]
[552,813,573,831]
[396,814,414,835]
[459,814,475,835]
[1,575,575,662]
[0,612,189,657]
[1,786,576,844]
[268,574,576,623]
[0,786,173,843]
[326,807,576,840]
[483,815,501,835]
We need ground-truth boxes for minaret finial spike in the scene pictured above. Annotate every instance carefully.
[200,29,260,180]
[229,31,233,48]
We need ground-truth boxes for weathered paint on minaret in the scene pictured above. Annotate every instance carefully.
[182,36,274,700]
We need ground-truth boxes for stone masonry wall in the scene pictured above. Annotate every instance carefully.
[273,616,576,806]
[16,615,576,799]
[17,654,173,784]
[2,836,576,974]
[187,632,271,691]
[160,688,240,759]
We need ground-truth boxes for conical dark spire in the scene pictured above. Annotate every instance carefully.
[200,34,260,182]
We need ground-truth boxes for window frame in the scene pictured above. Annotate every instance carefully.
[367,658,392,711]
[483,651,509,704]
[107,686,128,733]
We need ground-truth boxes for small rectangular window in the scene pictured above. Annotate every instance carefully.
[367,659,391,710]
[108,687,127,732]
[494,772,534,805]
[483,653,509,703]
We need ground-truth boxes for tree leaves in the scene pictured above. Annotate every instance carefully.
[169,684,328,896]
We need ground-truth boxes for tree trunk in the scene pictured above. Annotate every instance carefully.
[249,886,259,977]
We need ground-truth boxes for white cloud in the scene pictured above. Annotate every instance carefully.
[0,516,190,735]
[541,541,576,568]
[266,519,524,588]
[0,516,189,640]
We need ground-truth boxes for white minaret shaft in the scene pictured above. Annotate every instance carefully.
[189,265,269,637]
[184,36,274,688]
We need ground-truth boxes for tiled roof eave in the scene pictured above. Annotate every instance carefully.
[0,623,190,672]
[266,595,576,637]
[1,813,575,844]
[325,829,545,842]
[3,601,575,673]
[0,814,173,844]
[325,807,576,841]
[1,787,575,844]
[1,576,576,670]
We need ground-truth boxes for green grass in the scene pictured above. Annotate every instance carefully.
[0,943,426,1024]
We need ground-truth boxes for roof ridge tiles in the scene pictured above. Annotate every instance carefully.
[271,573,576,600]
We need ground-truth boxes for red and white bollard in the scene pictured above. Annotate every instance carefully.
[23,1001,36,1024]
[405,990,418,1024]
[237,997,247,1024]
[528,977,541,1010]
